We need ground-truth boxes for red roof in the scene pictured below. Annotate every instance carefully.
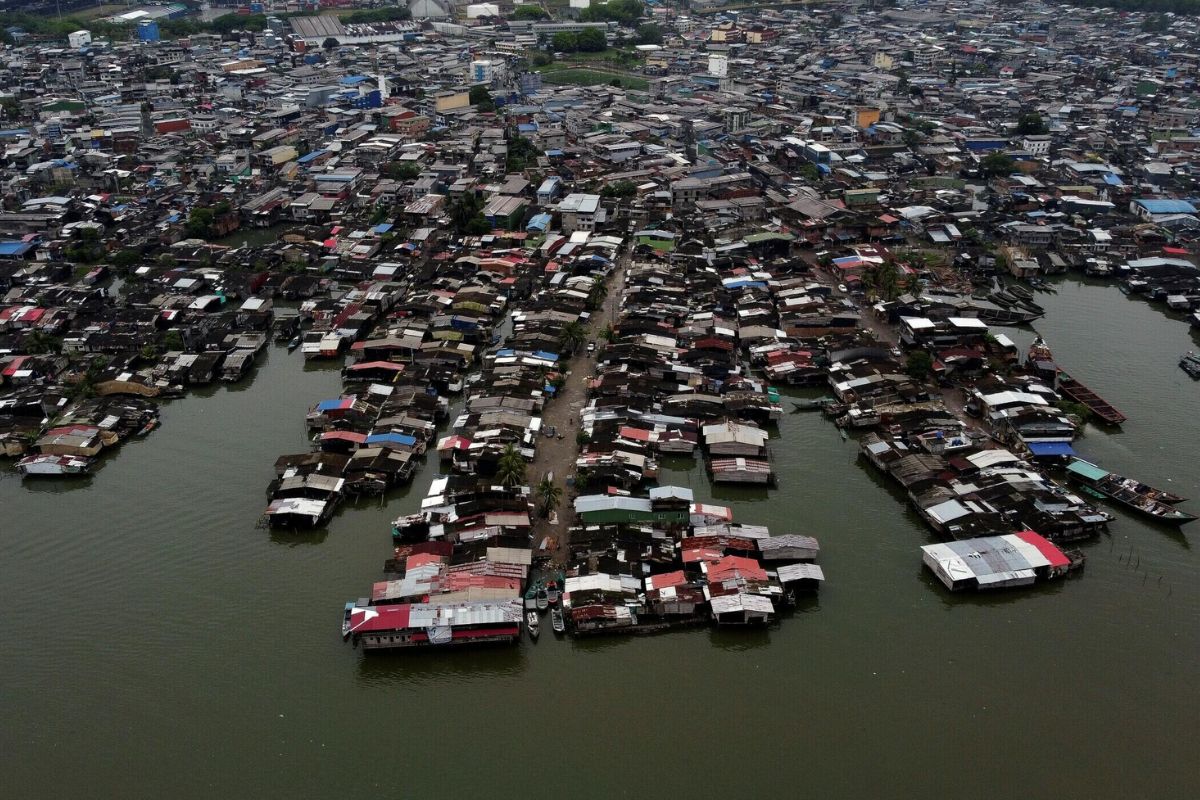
[2,356,28,377]
[1013,530,1070,568]
[645,570,687,590]
[406,552,445,569]
[348,360,404,372]
[348,604,410,633]
[705,555,768,583]
[321,431,367,444]
[618,425,652,442]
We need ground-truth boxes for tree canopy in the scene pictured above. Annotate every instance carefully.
[980,152,1016,177]
[1015,113,1048,136]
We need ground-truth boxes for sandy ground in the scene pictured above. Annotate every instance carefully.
[529,255,626,563]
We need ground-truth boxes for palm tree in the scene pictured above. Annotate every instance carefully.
[586,281,608,310]
[535,477,562,518]
[559,320,587,355]
[495,443,526,487]
[23,330,61,355]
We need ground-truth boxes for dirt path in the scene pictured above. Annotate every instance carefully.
[530,255,625,564]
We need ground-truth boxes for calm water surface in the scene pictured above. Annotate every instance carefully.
[2,278,1196,797]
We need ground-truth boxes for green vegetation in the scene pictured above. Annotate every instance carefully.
[495,444,527,487]
[906,351,934,381]
[579,0,647,26]
[540,68,648,91]
[1056,400,1092,422]
[512,6,548,20]
[448,193,491,236]
[635,23,664,45]
[559,320,588,353]
[535,477,562,518]
[383,161,422,181]
[552,28,608,53]
[1015,113,1048,136]
[111,249,141,270]
[506,135,542,173]
[601,180,638,198]
[980,152,1016,177]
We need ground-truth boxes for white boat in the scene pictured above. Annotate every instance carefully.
[16,454,92,477]
[551,607,566,635]
[526,611,540,641]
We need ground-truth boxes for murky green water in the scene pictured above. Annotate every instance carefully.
[2,278,1196,797]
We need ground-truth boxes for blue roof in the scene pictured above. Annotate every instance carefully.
[365,432,416,447]
[316,398,350,412]
[526,213,551,232]
[1028,441,1076,457]
[1136,198,1197,214]
[340,75,370,85]
[533,350,559,362]
[1102,173,1124,186]
[0,241,33,256]
[373,223,393,234]
[297,149,329,164]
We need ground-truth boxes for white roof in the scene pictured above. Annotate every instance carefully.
[901,316,936,329]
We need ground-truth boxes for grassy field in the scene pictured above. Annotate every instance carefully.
[540,68,649,91]
[75,4,130,20]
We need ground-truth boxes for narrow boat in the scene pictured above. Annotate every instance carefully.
[16,453,92,477]
[341,601,357,639]
[545,581,560,606]
[287,335,301,351]
[1066,459,1195,526]
[535,587,548,611]
[792,397,837,412]
[989,291,1017,307]
[526,611,540,641]
[1180,353,1200,380]
[551,607,566,635]
[1009,285,1035,302]
[1056,372,1127,425]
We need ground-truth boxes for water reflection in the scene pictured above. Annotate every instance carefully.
[15,474,96,494]
[269,528,331,547]
[354,644,528,687]
[707,626,772,652]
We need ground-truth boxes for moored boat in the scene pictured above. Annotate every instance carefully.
[545,580,560,606]
[1180,352,1200,380]
[1056,372,1127,425]
[792,397,837,412]
[551,607,566,635]
[1066,459,1195,526]
[526,611,540,641]
[535,587,548,611]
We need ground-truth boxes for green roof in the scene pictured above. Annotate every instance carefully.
[1067,459,1109,482]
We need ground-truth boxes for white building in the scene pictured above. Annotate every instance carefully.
[466,3,500,17]
[68,30,93,49]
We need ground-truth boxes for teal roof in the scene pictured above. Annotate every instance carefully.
[1067,459,1109,482]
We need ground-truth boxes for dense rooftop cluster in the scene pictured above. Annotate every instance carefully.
[2,0,1198,640]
